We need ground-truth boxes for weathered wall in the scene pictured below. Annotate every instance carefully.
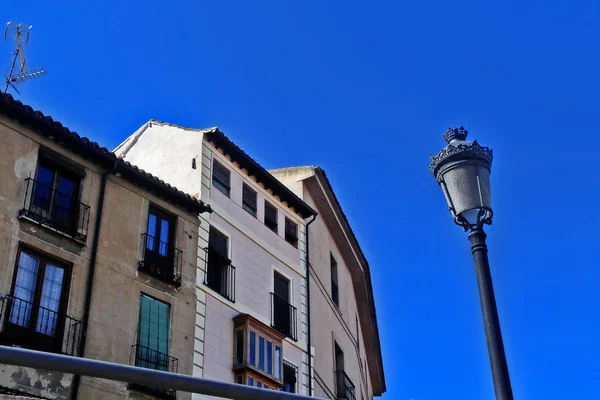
[0,115,102,399]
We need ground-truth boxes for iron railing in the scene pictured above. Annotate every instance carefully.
[204,248,235,302]
[131,344,178,398]
[19,177,90,243]
[0,295,82,356]
[139,233,182,287]
[270,293,297,341]
[335,370,356,400]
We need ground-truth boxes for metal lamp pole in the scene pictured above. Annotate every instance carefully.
[429,127,514,400]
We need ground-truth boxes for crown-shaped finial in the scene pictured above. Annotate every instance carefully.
[443,126,468,143]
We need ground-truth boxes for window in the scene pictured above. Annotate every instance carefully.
[242,184,257,217]
[212,159,231,196]
[232,314,284,385]
[356,315,360,347]
[136,294,171,370]
[334,342,356,400]
[264,201,278,233]
[21,153,91,241]
[271,272,297,340]
[1,247,76,355]
[284,218,298,247]
[140,206,181,285]
[205,227,235,302]
[248,377,254,386]
[282,361,297,393]
[331,254,339,307]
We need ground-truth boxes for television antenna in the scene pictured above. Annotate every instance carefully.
[4,22,46,95]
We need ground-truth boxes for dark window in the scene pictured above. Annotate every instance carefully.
[249,331,256,366]
[242,184,257,217]
[248,377,254,386]
[284,218,298,247]
[335,343,356,400]
[141,207,181,285]
[0,247,77,355]
[235,375,243,384]
[212,160,231,196]
[271,272,297,340]
[331,254,339,307]
[205,227,235,302]
[356,315,360,347]
[282,362,297,393]
[259,336,265,371]
[235,329,244,365]
[21,156,91,241]
[264,202,278,233]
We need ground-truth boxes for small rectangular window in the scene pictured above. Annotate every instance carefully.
[256,381,262,388]
[242,184,257,217]
[331,254,339,307]
[264,202,278,233]
[259,336,265,371]
[212,160,231,196]
[285,218,298,248]
[249,331,256,366]
[137,294,171,370]
[283,362,297,393]
[275,346,281,379]
[235,330,244,364]
[235,375,242,384]
[248,377,254,386]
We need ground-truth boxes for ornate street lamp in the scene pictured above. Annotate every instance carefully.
[430,127,514,400]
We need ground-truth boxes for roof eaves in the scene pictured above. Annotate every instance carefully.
[0,93,211,215]
[205,128,317,218]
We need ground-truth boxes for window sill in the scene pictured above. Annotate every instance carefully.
[18,214,87,246]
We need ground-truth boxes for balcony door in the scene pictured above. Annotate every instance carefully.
[145,207,175,277]
[207,227,229,295]
[3,248,70,352]
[273,272,291,337]
[33,161,80,234]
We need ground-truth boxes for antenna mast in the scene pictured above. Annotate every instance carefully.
[4,22,46,95]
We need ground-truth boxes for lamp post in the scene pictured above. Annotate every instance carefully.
[429,127,514,400]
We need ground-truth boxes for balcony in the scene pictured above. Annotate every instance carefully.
[0,295,82,356]
[130,344,178,399]
[270,293,297,341]
[19,178,91,243]
[139,233,182,287]
[335,370,356,400]
[204,248,235,302]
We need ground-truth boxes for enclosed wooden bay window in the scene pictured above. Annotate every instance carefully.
[232,314,284,390]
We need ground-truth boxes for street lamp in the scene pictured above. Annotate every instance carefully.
[429,127,514,400]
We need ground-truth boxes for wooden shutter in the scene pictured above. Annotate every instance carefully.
[138,294,170,356]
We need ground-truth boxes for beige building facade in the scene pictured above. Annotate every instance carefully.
[115,122,318,397]
[0,93,211,400]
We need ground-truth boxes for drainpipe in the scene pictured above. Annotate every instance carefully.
[304,214,317,397]
[70,161,116,400]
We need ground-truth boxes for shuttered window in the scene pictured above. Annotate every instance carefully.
[284,218,298,248]
[212,160,231,196]
[138,294,170,368]
[264,202,278,233]
[242,184,257,217]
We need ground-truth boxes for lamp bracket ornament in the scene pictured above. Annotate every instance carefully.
[429,139,494,174]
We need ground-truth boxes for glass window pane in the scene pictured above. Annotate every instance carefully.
[247,377,254,386]
[256,381,262,388]
[249,331,256,366]
[147,214,157,250]
[159,219,170,256]
[267,341,273,375]
[10,251,40,327]
[275,346,281,379]
[235,330,244,364]
[259,337,265,371]
[34,166,55,211]
[36,263,65,336]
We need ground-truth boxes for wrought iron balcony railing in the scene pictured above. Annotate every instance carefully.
[204,248,235,302]
[139,233,182,287]
[130,344,178,399]
[0,295,82,356]
[270,292,297,341]
[19,177,91,243]
[335,370,356,400]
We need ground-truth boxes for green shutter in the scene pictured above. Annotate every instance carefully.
[138,294,170,356]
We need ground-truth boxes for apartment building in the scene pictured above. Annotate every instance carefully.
[114,122,318,396]
[270,167,386,399]
[0,93,211,400]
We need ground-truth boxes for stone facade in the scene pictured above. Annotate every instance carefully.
[0,95,209,400]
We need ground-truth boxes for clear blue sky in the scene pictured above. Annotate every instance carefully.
[4,1,600,399]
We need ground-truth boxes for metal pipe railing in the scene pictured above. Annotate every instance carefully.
[0,346,320,400]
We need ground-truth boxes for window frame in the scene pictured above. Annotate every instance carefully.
[212,159,231,197]
[242,183,258,217]
[264,201,278,233]
[145,205,177,261]
[331,254,339,308]
[284,217,298,248]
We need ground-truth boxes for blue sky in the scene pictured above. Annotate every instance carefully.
[4,1,600,399]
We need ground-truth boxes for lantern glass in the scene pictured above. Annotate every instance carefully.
[440,161,491,225]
